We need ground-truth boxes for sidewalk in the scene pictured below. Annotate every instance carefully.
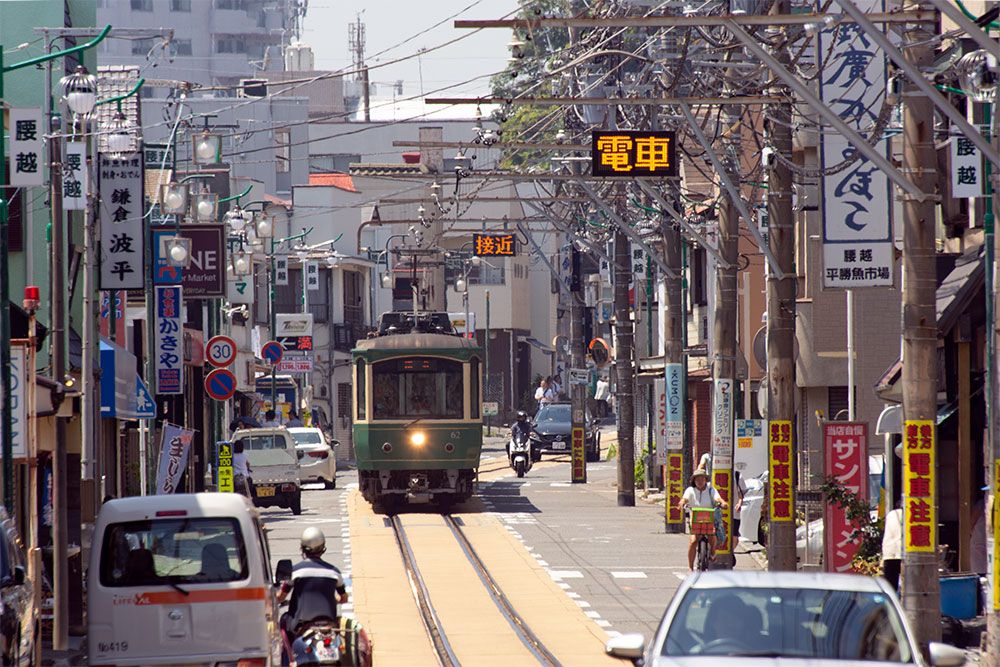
[41,636,86,667]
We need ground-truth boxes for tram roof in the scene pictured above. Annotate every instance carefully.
[353,332,483,356]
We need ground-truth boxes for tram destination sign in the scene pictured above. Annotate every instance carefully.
[591,130,677,178]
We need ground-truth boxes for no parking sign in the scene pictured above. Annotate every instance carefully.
[205,368,237,401]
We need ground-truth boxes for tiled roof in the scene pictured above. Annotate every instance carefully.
[308,173,358,191]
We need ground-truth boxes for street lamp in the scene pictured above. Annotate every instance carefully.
[224,206,247,233]
[232,249,252,276]
[256,213,273,239]
[165,236,192,268]
[192,191,219,222]
[192,131,221,165]
[60,65,98,116]
[160,182,190,215]
[104,110,134,159]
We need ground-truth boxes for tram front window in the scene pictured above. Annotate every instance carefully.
[372,357,464,419]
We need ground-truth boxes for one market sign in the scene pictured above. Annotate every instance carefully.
[152,224,227,298]
[591,130,678,178]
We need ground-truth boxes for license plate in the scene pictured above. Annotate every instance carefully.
[553,442,567,450]
[256,485,275,497]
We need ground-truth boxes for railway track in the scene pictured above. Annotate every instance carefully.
[390,514,562,667]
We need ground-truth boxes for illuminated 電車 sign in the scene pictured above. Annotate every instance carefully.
[591,130,678,178]
[473,233,517,257]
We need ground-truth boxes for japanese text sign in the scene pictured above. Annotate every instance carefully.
[711,379,733,468]
[9,108,44,186]
[591,130,678,178]
[473,233,517,257]
[0,345,28,459]
[275,257,289,286]
[951,136,983,198]
[769,420,795,522]
[665,363,683,450]
[713,469,733,555]
[571,426,586,483]
[819,0,893,288]
[217,441,234,493]
[903,420,936,554]
[155,286,184,395]
[62,141,89,211]
[823,422,869,573]
[305,260,320,291]
[227,271,254,304]
[99,153,145,290]
[99,290,127,343]
[666,452,684,524]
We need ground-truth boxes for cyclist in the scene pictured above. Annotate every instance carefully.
[677,468,728,570]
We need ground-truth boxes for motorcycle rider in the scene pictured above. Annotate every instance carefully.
[508,410,533,458]
[278,528,348,639]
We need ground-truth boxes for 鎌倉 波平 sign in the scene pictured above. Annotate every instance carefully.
[98,153,145,290]
[155,286,183,394]
[819,0,892,288]
[9,108,44,187]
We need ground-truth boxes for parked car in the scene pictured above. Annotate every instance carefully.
[89,493,281,666]
[288,426,338,489]
[0,510,36,667]
[531,402,601,462]
[606,570,967,666]
[231,427,303,514]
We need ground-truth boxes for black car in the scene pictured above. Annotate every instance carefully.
[0,510,36,666]
[531,402,601,462]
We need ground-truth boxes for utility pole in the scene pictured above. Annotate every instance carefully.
[765,0,797,570]
[900,6,941,649]
[661,190,685,533]
[614,213,636,505]
[987,83,1000,667]
[49,117,70,651]
[570,242,588,484]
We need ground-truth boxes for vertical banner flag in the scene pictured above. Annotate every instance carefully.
[951,136,983,198]
[0,345,28,458]
[155,423,195,494]
[99,153,145,289]
[711,379,734,555]
[903,420,936,553]
[155,286,183,394]
[654,378,667,464]
[819,0,893,287]
[9,108,44,186]
[823,422,869,572]
[275,257,289,286]
[62,141,88,211]
[769,420,795,522]
[305,260,320,291]
[666,452,684,525]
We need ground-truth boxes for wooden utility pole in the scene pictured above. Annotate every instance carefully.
[765,7,797,568]
[900,7,941,648]
[661,192,685,533]
[614,220,636,506]
[987,83,1000,667]
[711,182,738,566]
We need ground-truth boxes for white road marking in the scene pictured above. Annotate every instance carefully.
[674,572,688,581]
[575,600,591,608]
[611,571,647,579]
[536,560,549,567]
[548,570,584,580]
[585,610,601,618]
[596,620,612,627]
[566,592,581,599]
[550,482,572,487]
[557,582,571,589]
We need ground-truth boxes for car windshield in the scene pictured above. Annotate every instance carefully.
[661,586,914,662]
[291,431,323,445]
[100,517,248,587]
[535,405,570,423]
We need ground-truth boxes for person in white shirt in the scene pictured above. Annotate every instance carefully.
[678,468,728,570]
[233,440,253,498]
[881,507,903,590]
[534,378,557,405]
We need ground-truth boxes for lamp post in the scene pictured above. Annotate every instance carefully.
[267,228,312,411]
[0,26,110,523]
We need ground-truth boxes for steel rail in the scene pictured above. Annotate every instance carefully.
[390,515,460,667]
[444,516,562,667]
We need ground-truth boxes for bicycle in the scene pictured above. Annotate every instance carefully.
[689,507,716,571]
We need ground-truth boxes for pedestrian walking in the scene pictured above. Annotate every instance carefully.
[881,506,903,591]
[233,440,253,498]
[534,377,557,406]
[286,410,304,427]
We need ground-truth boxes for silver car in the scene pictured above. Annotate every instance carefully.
[606,571,966,666]
[288,427,338,489]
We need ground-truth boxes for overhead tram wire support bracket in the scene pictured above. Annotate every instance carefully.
[574,179,679,280]
[675,103,784,279]
[515,221,583,304]
[220,184,254,206]
[635,179,733,270]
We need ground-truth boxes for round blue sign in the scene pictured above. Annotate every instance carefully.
[261,340,283,365]
[205,368,237,401]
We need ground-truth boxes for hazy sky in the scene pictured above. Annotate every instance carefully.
[302,1,517,110]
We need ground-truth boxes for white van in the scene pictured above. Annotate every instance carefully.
[88,493,281,666]
[232,428,303,515]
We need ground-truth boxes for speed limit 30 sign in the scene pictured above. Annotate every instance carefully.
[206,335,237,368]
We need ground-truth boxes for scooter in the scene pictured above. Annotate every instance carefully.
[509,431,533,478]
[281,616,372,666]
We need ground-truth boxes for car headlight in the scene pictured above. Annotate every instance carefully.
[409,431,427,446]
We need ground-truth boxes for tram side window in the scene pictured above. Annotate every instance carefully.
[355,360,366,420]
[372,357,463,420]
[470,357,480,419]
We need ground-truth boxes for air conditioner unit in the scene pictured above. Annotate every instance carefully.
[239,79,268,98]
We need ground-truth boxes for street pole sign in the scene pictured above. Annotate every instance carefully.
[823,422,869,573]
[205,368,237,401]
[62,140,88,211]
[217,441,234,493]
[261,341,283,365]
[276,313,314,373]
[152,225,227,298]
[206,335,237,368]
[154,286,183,395]
[98,152,144,290]
[8,108,43,186]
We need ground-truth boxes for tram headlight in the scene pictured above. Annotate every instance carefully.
[409,431,427,447]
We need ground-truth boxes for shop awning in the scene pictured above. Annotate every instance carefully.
[100,338,149,419]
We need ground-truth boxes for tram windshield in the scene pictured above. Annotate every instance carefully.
[372,357,464,420]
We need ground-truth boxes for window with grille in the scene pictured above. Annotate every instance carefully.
[827,386,856,422]
[130,0,153,11]
[274,268,329,323]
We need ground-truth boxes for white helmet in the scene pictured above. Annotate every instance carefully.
[300,527,326,556]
